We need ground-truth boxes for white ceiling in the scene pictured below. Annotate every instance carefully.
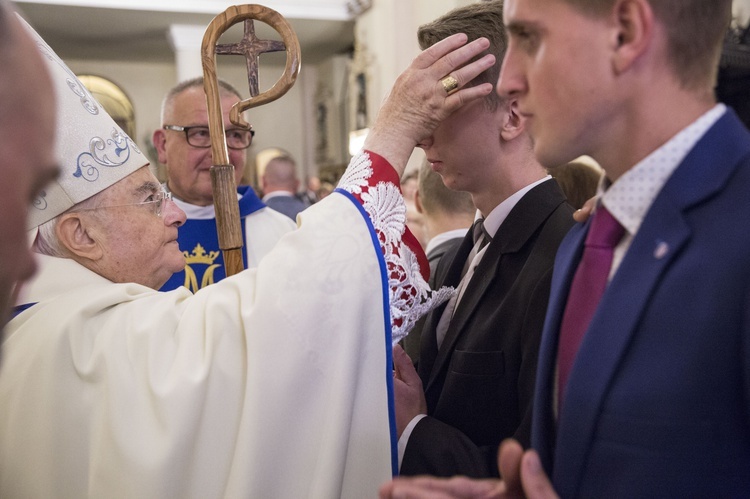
[15,0,356,64]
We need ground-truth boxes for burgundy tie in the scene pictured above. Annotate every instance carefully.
[557,205,625,408]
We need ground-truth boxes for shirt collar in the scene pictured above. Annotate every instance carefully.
[601,104,726,236]
[481,176,552,237]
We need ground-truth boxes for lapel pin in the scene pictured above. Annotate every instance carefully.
[654,241,669,259]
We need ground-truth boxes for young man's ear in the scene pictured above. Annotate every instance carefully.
[500,99,525,142]
[611,0,654,74]
[55,213,103,261]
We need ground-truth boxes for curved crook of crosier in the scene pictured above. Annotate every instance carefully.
[201,4,301,165]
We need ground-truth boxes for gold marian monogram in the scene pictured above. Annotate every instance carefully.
[183,243,222,292]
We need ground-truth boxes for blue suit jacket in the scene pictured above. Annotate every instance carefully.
[264,194,307,221]
[532,109,750,497]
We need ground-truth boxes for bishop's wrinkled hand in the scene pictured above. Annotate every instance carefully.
[364,33,495,177]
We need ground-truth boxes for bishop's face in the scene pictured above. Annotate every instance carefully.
[154,86,247,207]
[81,167,187,289]
[0,19,59,325]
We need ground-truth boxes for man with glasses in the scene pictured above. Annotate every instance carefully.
[152,77,294,292]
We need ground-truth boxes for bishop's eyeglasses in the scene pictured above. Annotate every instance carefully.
[163,125,255,150]
[77,189,173,218]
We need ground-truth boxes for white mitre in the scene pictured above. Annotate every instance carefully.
[18,16,148,230]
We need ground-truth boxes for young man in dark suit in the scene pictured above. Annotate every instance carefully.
[393,1,575,478]
[383,0,750,496]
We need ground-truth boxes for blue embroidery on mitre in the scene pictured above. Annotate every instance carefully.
[66,77,99,115]
[74,129,141,182]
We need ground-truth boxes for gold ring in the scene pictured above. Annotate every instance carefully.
[440,75,459,95]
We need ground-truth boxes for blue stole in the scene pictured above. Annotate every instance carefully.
[11,302,37,319]
[160,186,266,292]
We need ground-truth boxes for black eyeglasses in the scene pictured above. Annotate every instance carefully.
[163,125,255,150]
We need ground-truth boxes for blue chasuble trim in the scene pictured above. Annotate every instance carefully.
[12,302,37,319]
[335,187,398,476]
[160,186,266,292]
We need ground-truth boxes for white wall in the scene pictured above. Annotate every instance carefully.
[734,0,750,26]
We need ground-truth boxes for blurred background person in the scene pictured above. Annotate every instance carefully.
[299,175,321,206]
[550,159,601,210]
[416,159,475,284]
[261,154,308,221]
[316,181,334,200]
[401,170,427,247]
[402,159,475,363]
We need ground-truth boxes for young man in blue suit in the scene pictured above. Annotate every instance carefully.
[381,0,750,497]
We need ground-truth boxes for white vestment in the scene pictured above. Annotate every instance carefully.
[0,152,449,498]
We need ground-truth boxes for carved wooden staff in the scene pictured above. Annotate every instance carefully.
[201,5,301,276]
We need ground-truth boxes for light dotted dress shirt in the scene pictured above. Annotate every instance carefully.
[602,104,727,279]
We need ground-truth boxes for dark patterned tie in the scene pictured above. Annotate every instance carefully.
[472,218,492,251]
[556,205,625,408]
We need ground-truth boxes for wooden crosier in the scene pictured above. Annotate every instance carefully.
[201,5,301,276]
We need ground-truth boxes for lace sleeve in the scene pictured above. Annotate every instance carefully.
[337,151,454,344]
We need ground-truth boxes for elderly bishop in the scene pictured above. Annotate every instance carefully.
[0,13,491,499]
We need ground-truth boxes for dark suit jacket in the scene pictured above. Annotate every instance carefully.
[401,179,575,478]
[532,109,750,497]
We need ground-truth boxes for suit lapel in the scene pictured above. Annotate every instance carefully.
[425,239,502,391]
[418,233,474,384]
[531,221,585,472]
[549,109,750,497]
